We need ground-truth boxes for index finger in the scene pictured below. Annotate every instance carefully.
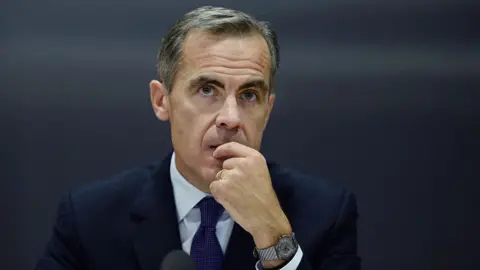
[213,142,259,159]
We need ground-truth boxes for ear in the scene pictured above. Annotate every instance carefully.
[150,80,170,121]
[264,93,275,128]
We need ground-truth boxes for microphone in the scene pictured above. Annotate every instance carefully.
[160,250,196,270]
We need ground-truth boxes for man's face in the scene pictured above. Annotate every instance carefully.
[150,30,275,192]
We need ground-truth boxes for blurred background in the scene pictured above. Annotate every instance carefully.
[2,0,479,269]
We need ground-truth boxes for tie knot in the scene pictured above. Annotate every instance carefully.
[196,197,224,228]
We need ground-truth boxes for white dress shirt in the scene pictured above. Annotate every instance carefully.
[169,152,303,270]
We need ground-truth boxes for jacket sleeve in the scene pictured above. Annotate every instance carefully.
[319,191,361,270]
[297,190,361,270]
[35,191,85,270]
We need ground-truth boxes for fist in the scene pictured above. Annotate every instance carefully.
[209,142,292,248]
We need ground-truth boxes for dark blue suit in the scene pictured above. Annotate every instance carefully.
[35,153,361,270]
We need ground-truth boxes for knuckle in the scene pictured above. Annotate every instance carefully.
[209,181,219,193]
[231,170,241,179]
[210,180,224,190]
[252,154,265,163]
[239,158,249,167]
[224,159,234,169]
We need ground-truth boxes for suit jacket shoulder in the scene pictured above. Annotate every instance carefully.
[69,163,158,218]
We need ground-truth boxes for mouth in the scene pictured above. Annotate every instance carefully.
[209,145,219,151]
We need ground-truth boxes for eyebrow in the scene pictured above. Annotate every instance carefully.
[189,75,269,93]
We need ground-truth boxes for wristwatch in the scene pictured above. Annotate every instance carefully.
[253,233,298,261]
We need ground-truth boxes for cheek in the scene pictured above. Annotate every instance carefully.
[249,107,269,128]
[174,111,212,142]
[172,94,216,140]
[169,107,194,144]
[242,112,269,144]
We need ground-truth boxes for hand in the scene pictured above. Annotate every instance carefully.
[210,142,292,250]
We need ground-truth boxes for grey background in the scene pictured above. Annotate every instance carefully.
[2,0,479,269]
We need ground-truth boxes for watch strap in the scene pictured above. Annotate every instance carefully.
[253,233,298,261]
[255,245,280,260]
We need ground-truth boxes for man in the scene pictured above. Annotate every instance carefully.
[35,6,360,270]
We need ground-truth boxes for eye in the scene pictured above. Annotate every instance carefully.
[198,85,215,97]
[240,90,258,102]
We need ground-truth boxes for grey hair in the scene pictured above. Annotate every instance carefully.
[156,6,280,93]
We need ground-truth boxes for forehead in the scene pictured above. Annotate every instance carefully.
[178,29,271,84]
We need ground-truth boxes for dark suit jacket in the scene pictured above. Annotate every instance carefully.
[35,153,361,270]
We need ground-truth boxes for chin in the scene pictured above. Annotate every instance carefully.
[197,166,220,190]
[205,159,222,174]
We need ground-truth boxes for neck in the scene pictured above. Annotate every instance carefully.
[174,153,211,193]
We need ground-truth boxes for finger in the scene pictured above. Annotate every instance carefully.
[213,142,258,159]
[209,180,237,209]
[209,177,230,200]
[214,168,233,181]
[215,169,225,180]
[222,157,245,170]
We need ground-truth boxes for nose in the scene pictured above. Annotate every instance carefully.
[216,95,242,130]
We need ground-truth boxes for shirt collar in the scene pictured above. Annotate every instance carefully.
[170,152,208,223]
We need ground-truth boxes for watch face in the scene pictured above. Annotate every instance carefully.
[275,236,296,259]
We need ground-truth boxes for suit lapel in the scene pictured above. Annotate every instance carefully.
[130,153,182,270]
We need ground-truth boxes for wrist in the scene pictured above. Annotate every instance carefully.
[251,212,292,247]
[252,223,292,249]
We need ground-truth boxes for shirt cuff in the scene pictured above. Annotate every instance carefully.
[255,246,303,270]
